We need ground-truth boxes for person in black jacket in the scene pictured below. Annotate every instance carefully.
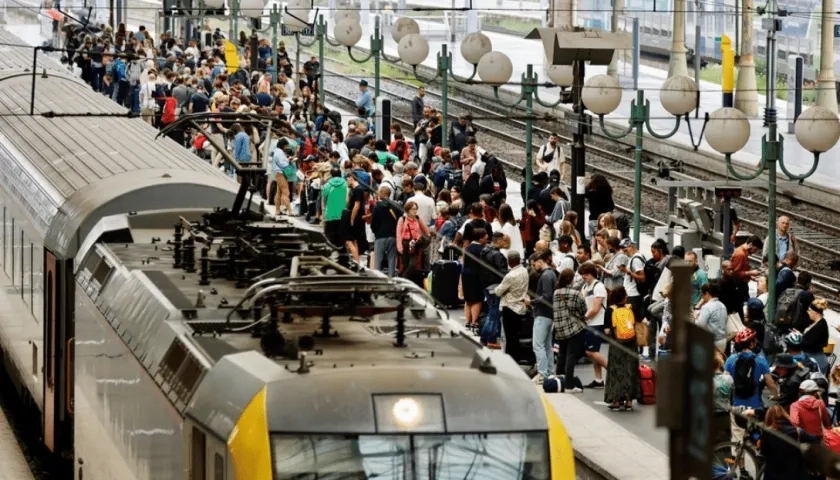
[800,297,830,373]
[584,174,615,239]
[370,185,400,277]
[480,232,509,289]
[773,353,812,408]
[759,404,820,480]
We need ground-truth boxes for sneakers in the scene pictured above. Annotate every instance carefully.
[585,380,605,389]
[568,387,584,393]
[532,374,545,384]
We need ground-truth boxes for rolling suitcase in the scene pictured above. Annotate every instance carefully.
[638,364,657,405]
[518,312,536,366]
[431,250,461,308]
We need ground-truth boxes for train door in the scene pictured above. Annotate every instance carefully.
[43,249,74,475]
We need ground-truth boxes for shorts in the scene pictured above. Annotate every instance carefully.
[324,219,343,246]
[583,325,606,353]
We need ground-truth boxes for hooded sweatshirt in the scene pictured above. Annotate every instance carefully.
[790,394,830,439]
[322,177,348,222]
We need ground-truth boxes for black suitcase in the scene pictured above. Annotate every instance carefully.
[431,260,461,308]
[267,180,278,206]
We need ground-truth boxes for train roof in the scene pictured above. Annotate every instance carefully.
[0,27,243,259]
[77,213,541,435]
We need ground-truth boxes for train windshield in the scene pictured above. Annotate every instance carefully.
[271,432,550,479]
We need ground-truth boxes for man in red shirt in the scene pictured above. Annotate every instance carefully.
[730,235,763,282]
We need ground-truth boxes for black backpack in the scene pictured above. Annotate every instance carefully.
[564,253,579,272]
[776,286,803,326]
[614,213,631,239]
[733,355,757,399]
[326,109,342,131]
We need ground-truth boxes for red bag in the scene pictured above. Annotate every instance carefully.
[638,365,656,405]
[161,97,177,125]
[302,133,319,158]
[825,428,840,454]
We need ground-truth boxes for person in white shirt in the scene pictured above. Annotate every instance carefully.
[139,72,158,126]
[617,238,647,327]
[579,262,609,388]
[279,71,296,98]
[497,204,524,258]
[411,183,437,227]
[535,133,567,181]
[555,234,577,273]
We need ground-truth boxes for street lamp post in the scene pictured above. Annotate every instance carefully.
[295,14,329,108]
[589,74,702,244]
[484,63,570,205]
[404,31,489,148]
[334,14,398,102]
[704,105,840,325]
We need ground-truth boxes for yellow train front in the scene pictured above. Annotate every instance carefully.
[186,349,577,479]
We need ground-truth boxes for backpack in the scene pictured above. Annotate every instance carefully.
[161,97,177,125]
[638,257,662,299]
[326,109,342,131]
[114,61,127,81]
[302,133,318,158]
[733,354,757,399]
[612,305,636,340]
[127,61,142,85]
[615,213,631,239]
[775,286,803,326]
[563,253,578,272]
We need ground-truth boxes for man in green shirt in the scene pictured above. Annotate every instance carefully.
[322,167,348,247]
[686,251,709,308]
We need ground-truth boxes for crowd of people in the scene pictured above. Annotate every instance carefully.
[62,22,840,476]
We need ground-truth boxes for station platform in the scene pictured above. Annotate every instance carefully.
[354,20,840,191]
[374,0,543,20]
[0,396,34,480]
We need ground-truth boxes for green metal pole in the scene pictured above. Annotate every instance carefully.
[318,15,326,109]
[766,133,778,325]
[271,5,279,84]
[373,15,381,100]
[441,44,449,149]
[632,89,645,245]
[524,65,535,207]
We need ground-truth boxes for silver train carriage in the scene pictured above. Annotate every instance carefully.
[0,27,576,480]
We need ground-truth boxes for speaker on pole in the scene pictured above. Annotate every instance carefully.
[375,97,391,144]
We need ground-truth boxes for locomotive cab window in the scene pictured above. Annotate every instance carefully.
[91,258,113,287]
[82,250,101,275]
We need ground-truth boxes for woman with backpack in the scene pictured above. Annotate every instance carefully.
[604,287,640,411]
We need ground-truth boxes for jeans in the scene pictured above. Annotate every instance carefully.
[556,330,586,382]
[373,237,397,277]
[533,316,554,378]
[91,64,104,92]
[131,84,141,113]
[116,79,130,106]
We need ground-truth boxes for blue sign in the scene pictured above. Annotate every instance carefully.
[834,25,840,38]
[281,25,314,36]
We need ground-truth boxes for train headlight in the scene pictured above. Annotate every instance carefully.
[392,398,421,427]
[373,394,445,433]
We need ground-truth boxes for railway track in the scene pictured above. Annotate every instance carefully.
[305,45,840,304]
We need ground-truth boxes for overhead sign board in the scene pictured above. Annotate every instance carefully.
[526,27,632,65]
[281,25,314,36]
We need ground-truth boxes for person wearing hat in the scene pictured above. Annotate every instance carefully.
[356,79,374,118]
[617,238,646,324]
[789,379,830,439]
[773,353,813,408]
[744,297,767,349]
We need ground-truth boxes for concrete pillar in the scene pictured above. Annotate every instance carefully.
[607,0,625,78]
[817,0,838,112]
[668,0,689,77]
[734,0,758,116]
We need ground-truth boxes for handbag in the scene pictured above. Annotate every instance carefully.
[726,312,746,341]
[635,322,649,347]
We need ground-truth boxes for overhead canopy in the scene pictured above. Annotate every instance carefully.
[526,27,632,65]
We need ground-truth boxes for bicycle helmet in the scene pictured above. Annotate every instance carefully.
[784,331,803,347]
[734,328,756,345]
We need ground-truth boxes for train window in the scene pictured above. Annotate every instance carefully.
[92,259,112,287]
[175,355,206,402]
[213,454,224,480]
[159,340,188,383]
[83,250,101,275]
[190,427,206,480]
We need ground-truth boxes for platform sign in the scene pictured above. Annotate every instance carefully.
[834,25,840,38]
[682,322,715,480]
[224,40,239,73]
[281,25,314,36]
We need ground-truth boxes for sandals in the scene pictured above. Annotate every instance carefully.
[608,401,634,412]
[624,401,634,411]
[608,403,622,411]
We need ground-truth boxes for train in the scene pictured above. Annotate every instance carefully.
[578,0,826,79]
[0,26,577,480]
